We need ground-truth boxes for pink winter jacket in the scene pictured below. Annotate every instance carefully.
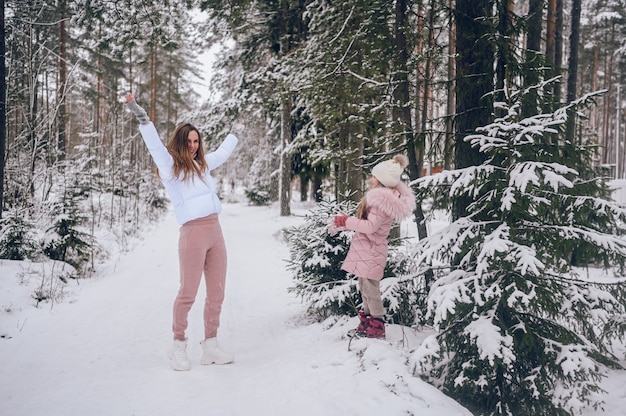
[340,182,416,281]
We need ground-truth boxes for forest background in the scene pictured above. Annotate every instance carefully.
[3,0,626,415]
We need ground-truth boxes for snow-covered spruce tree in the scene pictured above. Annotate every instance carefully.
[43,183,94,277]
[410,91,626,416]
[285,199,419,324]
[244,144,276,206]
[0,208,39,260]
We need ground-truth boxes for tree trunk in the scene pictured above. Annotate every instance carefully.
[275,0,305,215]
[0,0,5,218]
[565,0,582,146]
[418,0,436,179]
[299,175,308,202]
[522,0,542,116]
[167,52,173,133]
[495,0,512,109]
[528,0,543,51]
[394,0,417,171]
[553,0,564,102]
[347,124,363,203]
[444,0,456,170]
[545,0,557,111]
[394,0,434,288]
[279,96,291,216]
[546,0,556,66]
[413,0,424,150]
[28,23,40,199]
[394,0,423,216]
[311,175,322,202]
[150,43,158,126]
[57,0,67,161]
[393,0,414,168]
[591,45,599,133]
[335,118,363,204]
[602,40,613,165]
[453,0,494,220]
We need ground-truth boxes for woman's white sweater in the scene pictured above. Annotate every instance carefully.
[138,122,238,224]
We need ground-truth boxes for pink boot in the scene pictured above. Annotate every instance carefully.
[366,318,386,339]
[356,311,370,336]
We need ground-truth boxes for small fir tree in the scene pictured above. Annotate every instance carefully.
[285,199,419,325]
[0,209,39,260]
[43,186,93,275]
[244,145,276,206]
[409,90,626,416]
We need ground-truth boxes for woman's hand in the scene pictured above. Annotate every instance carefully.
[125,93,150,125]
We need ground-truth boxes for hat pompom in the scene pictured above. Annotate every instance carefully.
[393,154,409,169]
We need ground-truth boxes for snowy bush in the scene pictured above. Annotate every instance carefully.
[245,186,272,206]
[409,91,626,416]
[285,199,420,325]
[0,209,40,261]
[43,188,94,276]
[244,141,277,206]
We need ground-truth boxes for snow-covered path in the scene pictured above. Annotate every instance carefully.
[0,203,472,416]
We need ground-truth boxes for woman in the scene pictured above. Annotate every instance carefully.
[126,94,243,371]
[334,155,416,338]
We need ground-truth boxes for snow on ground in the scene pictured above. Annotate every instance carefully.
[1,200,626,415]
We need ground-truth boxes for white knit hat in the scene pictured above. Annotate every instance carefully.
[371,154,409,187]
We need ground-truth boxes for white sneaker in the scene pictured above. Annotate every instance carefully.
[200,338,234,365]
[168,339,191,371]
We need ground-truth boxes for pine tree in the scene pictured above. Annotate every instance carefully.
[291,0,397,202]
[43,177,94,275]
[409,88,626,415]
[0,209,38,260]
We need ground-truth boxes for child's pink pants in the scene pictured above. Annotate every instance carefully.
[173,214,227,341]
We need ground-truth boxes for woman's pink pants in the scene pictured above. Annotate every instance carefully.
[173,214,227,341]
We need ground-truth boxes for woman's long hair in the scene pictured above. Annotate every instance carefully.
[164,123,208,182]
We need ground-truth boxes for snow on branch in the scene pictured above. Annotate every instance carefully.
[464,313,515,367]
[534,224,626,256]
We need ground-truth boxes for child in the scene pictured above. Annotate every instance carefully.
[334,155,416,338]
